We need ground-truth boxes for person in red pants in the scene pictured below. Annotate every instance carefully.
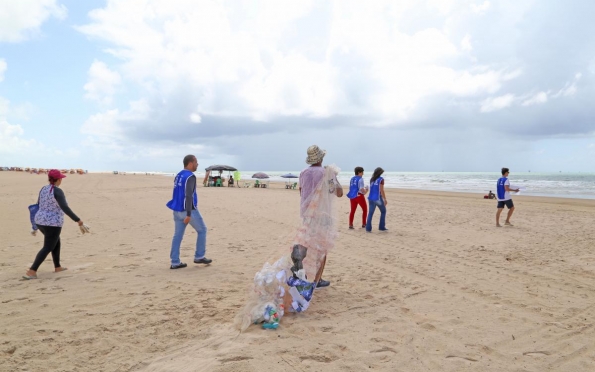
[347,167,368,229]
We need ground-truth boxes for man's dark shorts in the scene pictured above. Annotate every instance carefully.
[497,199,514,209]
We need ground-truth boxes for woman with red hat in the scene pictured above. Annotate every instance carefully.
[23,169,85,280]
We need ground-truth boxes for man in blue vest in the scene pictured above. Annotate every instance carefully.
[496,167,519,227]
[167,155,211,269]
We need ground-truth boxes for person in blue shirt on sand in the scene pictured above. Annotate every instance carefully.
[366,167,388,232]
[496,167,520,227]
[167,155,212,269]
[347,166,368,229]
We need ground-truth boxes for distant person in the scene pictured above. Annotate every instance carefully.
[228,175,234,187]
[488,190,496,199]
[218,170,224,186]
[496,167,519,227]
[298,145,343,288]
[234,171,241,188]
[166,155,212,269]
[23,169,86,280]
[366,167,388,232]
[347,166,368,229]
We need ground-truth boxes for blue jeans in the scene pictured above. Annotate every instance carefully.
[170,209,207,265]
[366,198,386,231]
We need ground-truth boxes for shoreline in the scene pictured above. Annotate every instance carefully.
[3,171,595,205]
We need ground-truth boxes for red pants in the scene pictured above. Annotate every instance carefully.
[349,194,368,226]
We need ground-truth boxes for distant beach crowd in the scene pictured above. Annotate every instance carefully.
[1,167,87,174]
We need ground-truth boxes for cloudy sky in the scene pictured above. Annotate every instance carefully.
[1,0,594,172]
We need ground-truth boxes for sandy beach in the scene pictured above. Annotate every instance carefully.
[1,172,595,372]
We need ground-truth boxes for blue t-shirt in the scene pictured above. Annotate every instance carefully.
[368,177,384,201]
[166,170,198,212]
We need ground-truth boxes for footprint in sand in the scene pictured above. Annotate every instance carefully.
[446,355,478,362]
[219,356,253,364]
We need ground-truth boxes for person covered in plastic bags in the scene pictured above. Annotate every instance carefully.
[235,145,343,331]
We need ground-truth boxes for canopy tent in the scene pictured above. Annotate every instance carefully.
[205,164,237,172]
[204,165,237,187]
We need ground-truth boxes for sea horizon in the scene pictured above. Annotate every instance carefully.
[94,170,595,200]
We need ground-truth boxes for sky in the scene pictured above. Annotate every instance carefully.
[1,0,594,173]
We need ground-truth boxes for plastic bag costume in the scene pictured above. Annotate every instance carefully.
[235,165,340,331]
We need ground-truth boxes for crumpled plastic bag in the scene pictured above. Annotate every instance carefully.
[234,256,292,331]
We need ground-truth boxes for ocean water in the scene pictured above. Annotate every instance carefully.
[224,171,595,200]
[129,170,595,200]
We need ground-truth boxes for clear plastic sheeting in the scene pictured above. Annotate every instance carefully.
[293,164,340,280]
[235,165,340,331]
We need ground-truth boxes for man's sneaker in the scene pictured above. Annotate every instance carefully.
[170,262,187,269]
[316,279,330,288]
[379,228,389,231]
[348,225,354,229]
[194,258,212,264]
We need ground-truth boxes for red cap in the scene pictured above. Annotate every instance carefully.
[48,169,67,180]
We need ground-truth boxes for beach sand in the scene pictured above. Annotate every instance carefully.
[1,172,595,371]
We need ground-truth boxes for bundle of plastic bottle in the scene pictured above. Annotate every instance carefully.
[234,256,292,331]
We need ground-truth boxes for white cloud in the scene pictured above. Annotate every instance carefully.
[0,59,6,82]
[77,0,519,128]
[0,96,47,159]
[80,99,151,138]
[0,0,67,42]
[80,109,121,138]
[522,91,547,106]
[471,1,491,15]
[0,97,8,116]
[552,73,581,98]
[449,68,516,96]
[84,60,121,104]
[480,94,515,112]
[0,115,38,155]
[461,34,472,51]
[189,113,201,123]
[502,69,523,81]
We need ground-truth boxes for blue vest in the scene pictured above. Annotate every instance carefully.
[166,170,198,212]
[368,177,383,201]
[347,176,362,199]
[496,177,507,200]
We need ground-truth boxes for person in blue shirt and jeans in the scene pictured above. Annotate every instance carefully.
[167,155,212,269]
[366,167,388,232]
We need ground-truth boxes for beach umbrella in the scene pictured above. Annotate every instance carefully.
[281,173,299,179]
[251,172,270,179]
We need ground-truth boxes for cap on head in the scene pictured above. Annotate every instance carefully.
[305,145,326,165]
[48,169,66,181]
